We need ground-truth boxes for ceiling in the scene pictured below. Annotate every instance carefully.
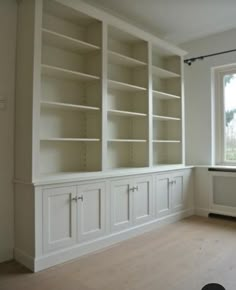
[85,0,236,44]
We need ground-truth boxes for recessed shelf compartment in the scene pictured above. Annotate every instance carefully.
[108,109,147,118]
[43,0,102,47]
[41,65,100,82]
[40,107,101,140]
[108,50,147,67]
[152,45,181,76]
[40,141,101,174]
[108,25,148,63]
[108,87,147,115]
[41,101,100,112]
[152,66,180,79]
[153,90,181,125]
[107,142,148,169]
[108,114,147,141]
[42,28,100,53]
[152,45,181,99]
[153,118,181,143]
[153,142,182,166]
[153,90,180,100]
[41,75,101,108]
[108,26,148,93]
[108,80,146,92]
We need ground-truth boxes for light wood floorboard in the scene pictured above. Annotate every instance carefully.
[1,216,236,290]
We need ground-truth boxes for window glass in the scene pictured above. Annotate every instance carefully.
[224,73,236,161]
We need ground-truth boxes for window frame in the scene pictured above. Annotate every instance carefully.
[214,64,236,165]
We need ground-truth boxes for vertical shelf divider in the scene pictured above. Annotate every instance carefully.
[32,0,43,179]
[148,42,153,167]
[102,22,108,171]
[180,55,185,165]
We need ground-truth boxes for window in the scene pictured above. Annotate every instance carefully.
[214,65,236,164]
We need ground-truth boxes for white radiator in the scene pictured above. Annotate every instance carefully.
[209,169,236,217]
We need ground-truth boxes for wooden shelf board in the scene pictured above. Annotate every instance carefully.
[108,50,146,67]
[153,90,180,100]
[108,139,147,143]
[42,28,100,53]
[41,64,100,81]
[40,138,100,142]
[41,101,100,111]
[108,109,147,117]
[153,114,181,121]
[152,65,180,79]
[153,140,181,143]
[108,79,147,92]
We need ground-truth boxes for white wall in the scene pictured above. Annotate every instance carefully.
[0,0,17,262]
[181,28,236,165]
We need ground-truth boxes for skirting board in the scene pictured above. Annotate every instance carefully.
[194,208,209,217]
[15,208,194,272]
[0,248,14,263]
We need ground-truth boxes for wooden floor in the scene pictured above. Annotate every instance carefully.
[1,216,236,290]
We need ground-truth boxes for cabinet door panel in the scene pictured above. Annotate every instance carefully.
[133,176,153,224]
[172,174,184,212]
[77,183,105,242]
[156,174,171,217]
[111,179,132,231]
[43,186,76,253]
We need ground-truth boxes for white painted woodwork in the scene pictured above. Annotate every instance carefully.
[77,182,106,242]
[43,186,77,252]
[171,173,185,212]
[108,79,146,92]
[110,179,132,231]
[14,0,189,272]
[156,174,172,217]
[111,175,154,230]
[42,28,100,53]
[133,176,154,224]
[15,0,185,178]
[152,65,180,79]
[156,170,190,217]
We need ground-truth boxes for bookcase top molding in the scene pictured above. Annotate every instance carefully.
[54,0,187,56]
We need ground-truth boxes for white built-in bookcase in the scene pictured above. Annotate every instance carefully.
[15,0,186,180]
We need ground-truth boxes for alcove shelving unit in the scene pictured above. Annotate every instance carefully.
[14,0,189,273]
[15,0,186,182]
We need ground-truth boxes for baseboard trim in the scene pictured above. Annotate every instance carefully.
[14,248,34,271]
[16,209,194,272]
[0,248,14,263]
[194,208,209,217]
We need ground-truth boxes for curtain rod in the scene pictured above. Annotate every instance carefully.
[184,48,236,66]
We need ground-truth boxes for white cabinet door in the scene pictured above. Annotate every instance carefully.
[133,176,154,224]
[110,179,133,232]
[155,173,172,217]
[171,172,185,212]
[43,186,77,253]
[156,169,193,218]
[77,182,106,242]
